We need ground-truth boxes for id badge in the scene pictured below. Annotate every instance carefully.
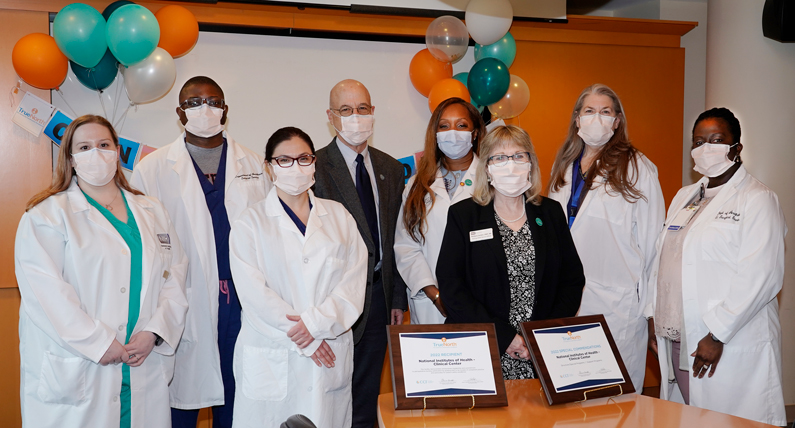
[667,206,699,231]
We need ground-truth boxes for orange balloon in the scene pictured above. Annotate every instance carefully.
[156,5,199,58]
[12,33,68,90]
[428,78,470,112]
[409,48,453,97]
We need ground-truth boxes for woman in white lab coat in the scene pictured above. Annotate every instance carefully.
[230,127,366,427]
[15,115,188,428]
[395,98,485,324]
[647,108,786,426]
[547,84,665,390]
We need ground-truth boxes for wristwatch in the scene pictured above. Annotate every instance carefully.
[154,333,164,347]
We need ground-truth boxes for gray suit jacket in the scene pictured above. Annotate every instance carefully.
[313,138,408,344]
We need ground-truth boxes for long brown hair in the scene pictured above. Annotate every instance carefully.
[547,84,644,202]
[403,97,485,243]
[26,115,142,210]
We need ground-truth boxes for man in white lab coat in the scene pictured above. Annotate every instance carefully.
[131,76,270,428]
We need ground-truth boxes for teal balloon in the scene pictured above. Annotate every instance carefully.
[474,32,517,68]
[53,3,107,69]
[106,4,160,66]
[453,72,476,105]
[467,58,510,106]
[71,49,118,91]
[102,0,134,20]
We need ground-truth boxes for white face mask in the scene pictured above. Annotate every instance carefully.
[488,161,532,198]
[72,148,118,186]
[332,114,374,146]
[691,142,739,177]
[436,130,473,160]
[271,163,316,196]
[184,105,224,138]
[578,113,615,147]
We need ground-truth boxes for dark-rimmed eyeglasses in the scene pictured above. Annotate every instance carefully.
[179,97,225,111]
[271,154,316,168]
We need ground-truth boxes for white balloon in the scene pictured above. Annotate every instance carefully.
[122,47,176,105]
[465,0,514,46]
[426,15,470,64]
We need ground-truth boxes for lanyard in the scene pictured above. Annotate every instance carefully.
[566,152,589,228]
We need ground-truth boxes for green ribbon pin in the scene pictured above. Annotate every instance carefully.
[464,179,472,186]
[536,218,543,226]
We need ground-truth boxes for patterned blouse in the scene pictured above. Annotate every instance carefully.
[495,212,537,380]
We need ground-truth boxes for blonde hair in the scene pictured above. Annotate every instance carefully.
[547,83,644,202]
[472,125,542,206]
[26,115,142,210]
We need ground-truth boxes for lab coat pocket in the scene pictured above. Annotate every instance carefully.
[578,281,634,343]
[36,352,88,405]
[319,335,353,393]
[700,222,740,263]
[241,345,288,401]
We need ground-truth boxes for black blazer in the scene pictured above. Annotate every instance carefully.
[437,197,585,354]
[313,138,408,344]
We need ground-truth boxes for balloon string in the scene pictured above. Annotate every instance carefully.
[54,89,78,118]
[112,64,124,125]
[91,70,109,120]
[8,81,25,108]
[115,102,132,134]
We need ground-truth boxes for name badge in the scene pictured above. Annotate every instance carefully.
[469,228,494,242]
[668,206,699,231]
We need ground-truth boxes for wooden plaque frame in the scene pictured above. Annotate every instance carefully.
[386,323,508,410]
[520,315,635,405]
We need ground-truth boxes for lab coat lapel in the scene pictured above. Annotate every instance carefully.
[451,154,479,204]
[305,190,325,242]
[689,167,746,231]
[169,138,217,291]
[371,149,390,246]
[66,180,125,247]
[430,173,449,203]
[126,192,156,312]
[224,133,244,194]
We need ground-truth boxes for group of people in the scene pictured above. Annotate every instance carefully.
[14,75,787,428]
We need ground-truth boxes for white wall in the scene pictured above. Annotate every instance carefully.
[706,0,795,408]
[661,0,708,186]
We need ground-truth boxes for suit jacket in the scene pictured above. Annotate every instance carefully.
[437,197,585,354]
[313,138,408,344]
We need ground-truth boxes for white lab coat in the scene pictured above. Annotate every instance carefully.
[229,188,366,428]
[15,180,188,428]
[549,153,664,391]
[130,132,270,408]
[394,158,478,324]
[646,166,786,426]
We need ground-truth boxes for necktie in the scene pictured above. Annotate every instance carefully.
[355,153,380,266]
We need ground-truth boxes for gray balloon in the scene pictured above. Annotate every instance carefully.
[121,47,176,105]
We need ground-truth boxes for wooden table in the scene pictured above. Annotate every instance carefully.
[378,379,776,428]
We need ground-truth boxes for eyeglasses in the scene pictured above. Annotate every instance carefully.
[179,97,225,111]
[330,104,373,117]
[271,154,316,168]
[488,152,532,167]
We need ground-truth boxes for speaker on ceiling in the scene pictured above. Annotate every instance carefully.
[763,0,795,42]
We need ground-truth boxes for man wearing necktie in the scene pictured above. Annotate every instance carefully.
[314,79,408,428]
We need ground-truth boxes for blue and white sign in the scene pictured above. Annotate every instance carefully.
[399,331,497,398]
[532,323,625,393]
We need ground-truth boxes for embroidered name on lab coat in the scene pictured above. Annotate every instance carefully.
[715,210,741,222]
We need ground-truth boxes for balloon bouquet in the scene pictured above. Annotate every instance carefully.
[11,1,199,122]
[409,0,530,121]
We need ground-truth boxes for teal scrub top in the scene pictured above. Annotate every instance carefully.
[84,191,142,428]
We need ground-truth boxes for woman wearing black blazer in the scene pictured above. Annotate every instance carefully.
[437,125,585,380]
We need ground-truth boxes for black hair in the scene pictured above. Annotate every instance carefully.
[693,107,741,143]
[179,76,224,100]
[265,127,315,161]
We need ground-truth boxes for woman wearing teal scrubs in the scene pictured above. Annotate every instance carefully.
[15,115,189,428]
